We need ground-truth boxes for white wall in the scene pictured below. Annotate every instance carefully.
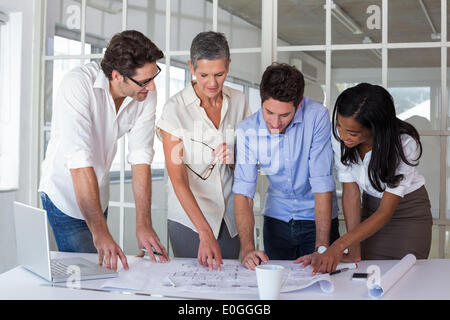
[0,0,36,273]
[0,193,16,273]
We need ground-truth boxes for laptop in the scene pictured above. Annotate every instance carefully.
[13,201,118,283]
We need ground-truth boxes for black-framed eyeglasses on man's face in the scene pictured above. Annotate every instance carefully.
[183,138,217,181]
[127,65,161,87]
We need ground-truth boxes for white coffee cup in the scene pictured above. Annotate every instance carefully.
[255,264,289,300]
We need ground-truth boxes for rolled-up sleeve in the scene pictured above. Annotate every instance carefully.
[155,98,184,141]
[57,72,94,170]
[332,135,355,183]
[385,136,420,198]
[127,92,157,166]
[232,124,258,199]
[308,109,336,193]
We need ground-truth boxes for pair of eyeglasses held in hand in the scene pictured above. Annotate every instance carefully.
[183,138,218,181]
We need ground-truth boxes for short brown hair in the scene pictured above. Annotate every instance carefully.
[260,62,305,108]
[101,30,164,80]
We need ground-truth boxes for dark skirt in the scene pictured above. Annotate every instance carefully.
[361,185,433,260]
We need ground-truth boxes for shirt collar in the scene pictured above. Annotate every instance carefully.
[257,97,306,136]
[292,97,305,124]
[93,67,110,91]
[93,66,134,112]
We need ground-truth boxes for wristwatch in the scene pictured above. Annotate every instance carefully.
[316,246,327,254]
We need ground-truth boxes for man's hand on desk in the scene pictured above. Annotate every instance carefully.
[136,225,170,263]
[241,250,269,271]
[93,231,129,272]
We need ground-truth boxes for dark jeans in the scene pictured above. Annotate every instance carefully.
[40,192,108,253]
[263,216,340,260]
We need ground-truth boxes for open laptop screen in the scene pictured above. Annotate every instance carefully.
[14,202,52,281]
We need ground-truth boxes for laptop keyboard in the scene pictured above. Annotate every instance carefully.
[51,260,72,277]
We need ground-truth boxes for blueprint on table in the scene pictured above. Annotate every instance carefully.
[101,258,345,295]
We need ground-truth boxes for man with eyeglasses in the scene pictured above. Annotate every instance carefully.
[39,30,169,271]
[233,63,340,270]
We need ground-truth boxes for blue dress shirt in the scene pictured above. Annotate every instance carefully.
[233,97,338,222]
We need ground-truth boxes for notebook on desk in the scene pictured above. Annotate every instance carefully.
[13,201,118,283]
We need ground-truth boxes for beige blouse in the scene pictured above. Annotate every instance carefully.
[156,81,251,238]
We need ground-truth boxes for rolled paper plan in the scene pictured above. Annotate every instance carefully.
[368,253,416,299]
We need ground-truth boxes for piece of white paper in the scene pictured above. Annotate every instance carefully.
[101,258,352,296]
[280,264,334,293]
[368,253,416,299]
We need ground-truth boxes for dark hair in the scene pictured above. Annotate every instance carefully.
[190,31,230,70]
[332,83,423,192]
[101,30,164,80]
[260,62,305,108]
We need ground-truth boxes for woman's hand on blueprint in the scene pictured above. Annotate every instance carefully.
[294,245,343,276]
[198,231,224,271]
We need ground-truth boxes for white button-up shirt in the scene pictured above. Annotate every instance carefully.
[332,133,425,198]
[39,62,157,220]
[156,82,251,238]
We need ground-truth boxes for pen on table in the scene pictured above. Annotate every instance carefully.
[330,267,350,275]
[166,276,177,287]
[141,248,163,256]
[330,263,358,275]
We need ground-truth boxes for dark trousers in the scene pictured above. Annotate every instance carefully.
[168,219,240,259]
[263,216,340,260]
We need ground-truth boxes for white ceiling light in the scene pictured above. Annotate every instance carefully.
[362,36,382,60]
[329,1,363,35]
[417,0,440,40]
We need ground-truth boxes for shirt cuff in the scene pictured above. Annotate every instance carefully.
[127,148,154,166]
[385,185,406,198]
[309,175,336,193]
[232,179,257,199]
[65,150,93,169]
[156,119,183,141]
[337,172,355,183]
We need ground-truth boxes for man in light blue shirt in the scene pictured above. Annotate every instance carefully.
[233,63,339,270]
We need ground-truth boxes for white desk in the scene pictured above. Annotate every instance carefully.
[1,252,449,300]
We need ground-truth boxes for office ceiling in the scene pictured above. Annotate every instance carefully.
[217,0,446,68]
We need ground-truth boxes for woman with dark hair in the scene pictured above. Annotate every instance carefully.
[296,83,432,274]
